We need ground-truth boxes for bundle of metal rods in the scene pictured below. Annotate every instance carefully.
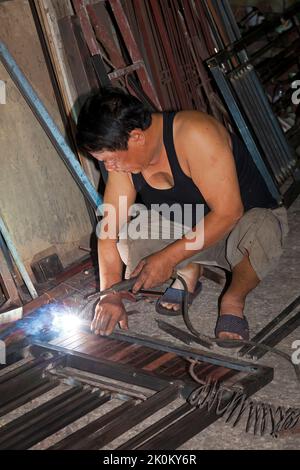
[50,0,229,121]
[205,1,300,194]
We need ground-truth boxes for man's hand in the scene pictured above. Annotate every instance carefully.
[130,251,175,293]
[91,293,128,336]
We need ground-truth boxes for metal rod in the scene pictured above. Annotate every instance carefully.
[248,310,300,360]
[0,387,81,443]
[0,42,102,211]
[0,379,58,419]
[137,406,217,450]
[231,70,285,182]
[239,295,300,357]
[118,403,191,449]
[157,319,211,348]
[0,390,106,450]
[50,399,135,450]
[107,331,261,374]
[249,65,296,167]
[242,68,289,176]
[75,385,179,450]
[208,61,280,200]
[0,215,38,299]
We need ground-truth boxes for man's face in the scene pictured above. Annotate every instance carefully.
[90,130,148,174]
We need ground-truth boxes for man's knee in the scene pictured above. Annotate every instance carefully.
[227,207,288,280]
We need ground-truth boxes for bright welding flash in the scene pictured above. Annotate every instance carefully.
[52,310,82,333]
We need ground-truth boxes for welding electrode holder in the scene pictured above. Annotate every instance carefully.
[86,270,178,300]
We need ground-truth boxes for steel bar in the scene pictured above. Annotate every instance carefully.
[231,69,286,182]
[0,379,58,418]
[31,342,173,392]
[51,366,152,399]
[87,2,124,69]
[243,68,290,173]
[239,295,300,357]
[58,16,98,102]
[0,356,46,384]
[0,387,82,443]
[249,65,296,166]
[137,406,217,450]
[106,332,266,375]
[239,69,286,178]
[207,60,280,200]
[231,70,283,180]
[200,0,224,50]
[247,310,300,360]
[230,71,280,180]
[206,0,230,46]
[50,399,135,450]
[135,0,177,109]
[157,319,211,348]
[0,390,108,450]
[221,0,242,41]
[130,0,169,107]
[0,355,61,406]
[0,234,20,307]
[215,2,300,58]
[216,0,238,43]
[150,0,189,108]
[73,385,179,450]
[118,402,191,449]
[0,42,102,211]
[0,215,38,299]
[109,0,161,110]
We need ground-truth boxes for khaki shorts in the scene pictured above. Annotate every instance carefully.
[117,206,289,281]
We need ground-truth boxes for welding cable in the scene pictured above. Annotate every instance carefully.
[176,274,300,385]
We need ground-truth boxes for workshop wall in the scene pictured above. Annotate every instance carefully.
[0,0,93,276]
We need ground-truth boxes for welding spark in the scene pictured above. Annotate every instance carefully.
[51,311,82,333]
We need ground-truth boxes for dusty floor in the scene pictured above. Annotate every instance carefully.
[116,194,300,449]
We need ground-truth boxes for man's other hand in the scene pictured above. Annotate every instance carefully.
[91,293,128,336]
[130,251,175,292]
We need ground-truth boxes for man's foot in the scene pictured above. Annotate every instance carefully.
[160,263,202,312]
[215,314,249,343]
[217,297,247,341]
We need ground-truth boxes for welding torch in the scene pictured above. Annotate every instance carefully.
[85,274,174,301]
[85,276,141,301]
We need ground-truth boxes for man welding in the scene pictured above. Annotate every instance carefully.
[76,87,288,342]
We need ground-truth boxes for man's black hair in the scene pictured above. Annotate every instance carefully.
[76,87,152,153]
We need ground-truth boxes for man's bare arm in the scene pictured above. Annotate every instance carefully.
[98,171,136,290]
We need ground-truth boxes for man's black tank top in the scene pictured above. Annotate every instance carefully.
[132,112,277,227]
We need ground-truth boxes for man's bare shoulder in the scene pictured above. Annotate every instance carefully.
[174,110,229,142]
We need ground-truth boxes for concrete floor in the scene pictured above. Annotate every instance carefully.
[118,194,300,449]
